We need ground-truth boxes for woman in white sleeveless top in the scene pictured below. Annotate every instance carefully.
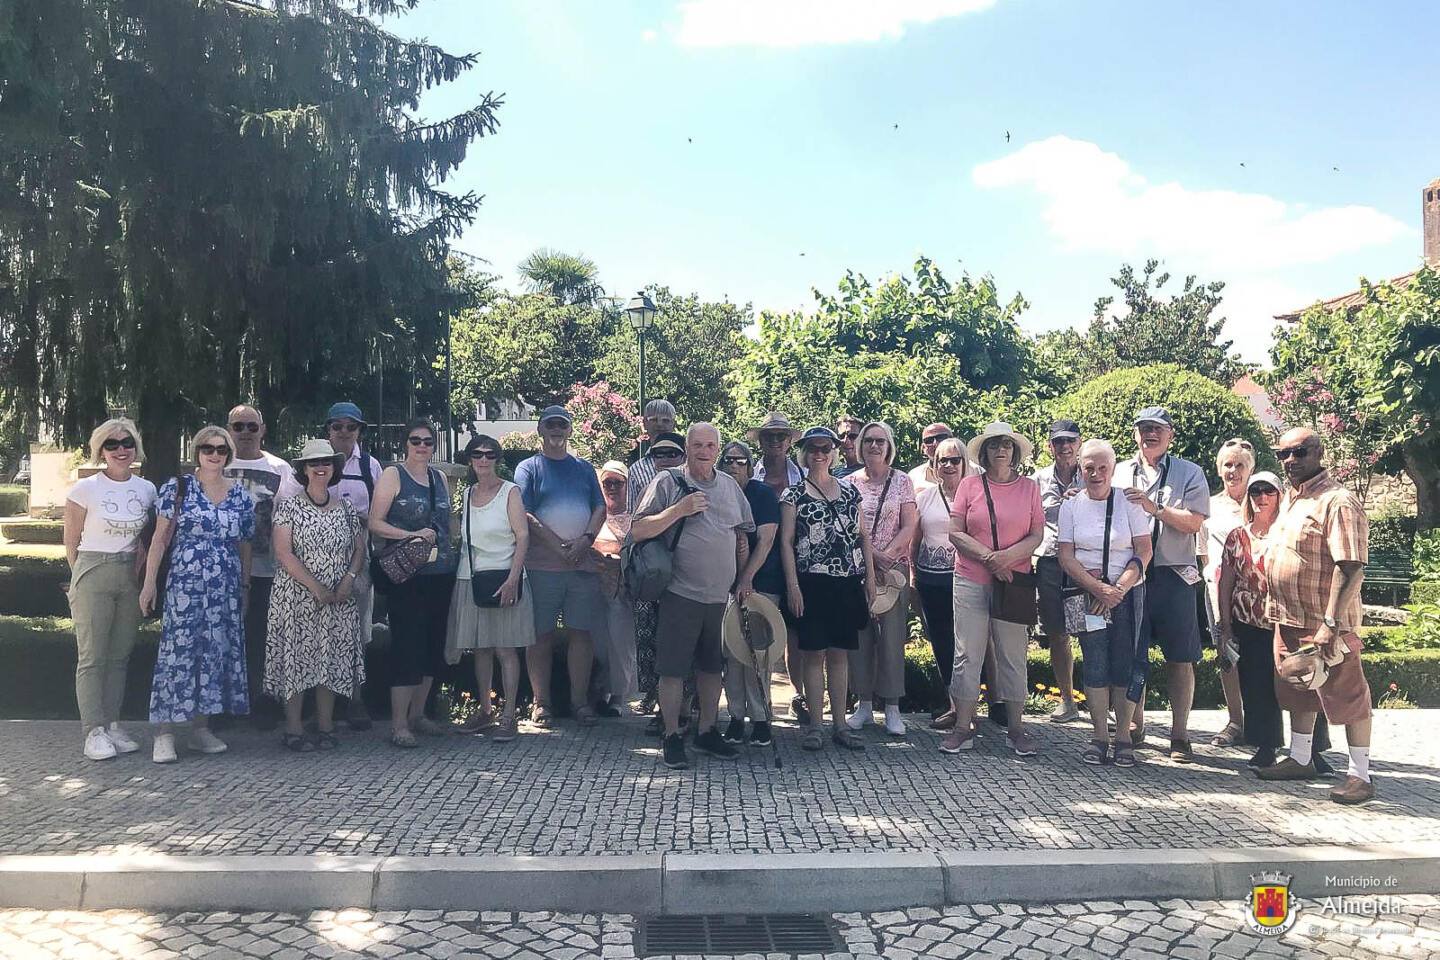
[445,435,533,742]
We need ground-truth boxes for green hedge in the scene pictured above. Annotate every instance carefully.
[1413,581,1440,605]
[0,484,26,516]
[0,553,70,617]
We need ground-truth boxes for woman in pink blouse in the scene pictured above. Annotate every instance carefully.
[942,423,1045,756]
[844,421,918,737]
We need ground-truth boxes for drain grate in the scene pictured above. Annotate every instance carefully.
[637,913,841,956]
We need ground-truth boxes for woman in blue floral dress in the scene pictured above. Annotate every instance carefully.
[140,425,255,764]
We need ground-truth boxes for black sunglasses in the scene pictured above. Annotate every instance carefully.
[1275,447,1310,461]
[721,456,750,466]
[101,436,137,451]
[1250,485,1279,496]
[937,456,965,466]
[327,421,360,433]
[652,448,684,458]
[197,443,230,457]
[838,431,859,441]
[468,449,499,460]
[408,436,435,447]
[601,478,626,488]
[229,422,260,433]
[862,436,888,446]
[804,444,834,455]
[921,433,953,445]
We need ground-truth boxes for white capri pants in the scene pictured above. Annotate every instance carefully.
[950,574,1029,706]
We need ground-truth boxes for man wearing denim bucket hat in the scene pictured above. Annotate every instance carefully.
[1113,406,1210,763]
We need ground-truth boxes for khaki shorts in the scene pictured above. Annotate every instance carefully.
[1273,624,1372,726]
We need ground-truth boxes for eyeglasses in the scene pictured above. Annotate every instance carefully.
[921,433,952,445]
[101,436,136,452]
[838,431,859,441]
[937,456,965,466]
[601,479,626,489]
[197,444,230,457]
[1275,447,1310,461]
[1250,486,1279,496]
[720,456,750,466]
[804,444,834,455]
[229,422,260,434]
[327,420,360,433]
[541,419,570,430]
[408,436,435,447]
[1050,436,1077,446]
[759,433,790,444]
[862,437,888,447]
[652,448,684,459]
[1222,438,1254,450]
[468,450,499,461]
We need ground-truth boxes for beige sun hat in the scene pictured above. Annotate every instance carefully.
[721,593,787,668]
[598,460,628,479]
[745,412,801,443]
[291,439,344,487]
[965,421,1035,466]
[868,567,907,616]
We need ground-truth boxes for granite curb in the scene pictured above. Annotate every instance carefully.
[2,844,1438,912]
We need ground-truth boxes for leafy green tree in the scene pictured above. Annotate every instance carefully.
[517,248,603,306]
[0,0,499,474]
[1079,260,1250,386]
[1054,364,1271,486]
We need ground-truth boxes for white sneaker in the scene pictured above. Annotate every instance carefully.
[152,733,178,764]
[189,728,228,754]
[107,723,140,754]
[884,706,906,736]
[845,701,874,731]
[83,726,117,761]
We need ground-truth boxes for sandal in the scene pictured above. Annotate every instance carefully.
[390,729,419,749]
[1081,741,1108,765]
[281,733,314,753]
[313,730,339,751]
[1211,722,1243,748]
[412,716,445,737]
[1113,742,1136,767]
[800,728,824,752]
[1130,723,1147,748]
[491,716,518,743]
[831,727,866,751]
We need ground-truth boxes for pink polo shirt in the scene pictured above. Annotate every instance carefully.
[951,473,1044,585]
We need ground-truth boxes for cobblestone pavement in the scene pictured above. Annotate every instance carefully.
[2,898,1438,959]
[2,711,1437,856]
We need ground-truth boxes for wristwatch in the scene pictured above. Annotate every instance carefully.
[1322,615,1337,629]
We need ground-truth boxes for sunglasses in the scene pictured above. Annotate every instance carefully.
[542,420,570,429]
[720,456,750,466]
[101,436,136,452]
[937,456,965,466]
[759,433,790,443]
[468,450,499,460]
[804,444,834,455]
[408,436,435,447]
[652,448,684,459]
[862,437,889,447]
[197,443,230,457]
[327,420,360,433]
[601,479,626,489]
[1051,436,1077,445]
[921,433,952,445]
[1275,447,1310,461]
[838,431,859,441]
[229,422,260,434]
[1250,486,1279,496]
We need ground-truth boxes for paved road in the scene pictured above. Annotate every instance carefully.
[2,897,1438,959]
[2,711,1437,857]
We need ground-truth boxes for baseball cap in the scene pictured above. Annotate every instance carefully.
[538,405,573,425]
[1048,419,1081,440]
[649,432,685,455]
[599,460,628,479]
[1134,406,1173,428]
[325,401,366,426]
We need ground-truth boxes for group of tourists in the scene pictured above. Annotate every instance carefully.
[63,394,1379,803]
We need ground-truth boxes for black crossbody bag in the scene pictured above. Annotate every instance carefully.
[465,483,522,608]
[982,474,1038,626]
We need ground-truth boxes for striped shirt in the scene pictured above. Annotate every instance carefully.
[1262,470,1368,631]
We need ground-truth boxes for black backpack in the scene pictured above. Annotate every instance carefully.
[621,468,694,603]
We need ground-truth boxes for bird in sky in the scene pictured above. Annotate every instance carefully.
[1332,166,1340,172]
[1005,130,1011,142]
[1240,162,1246,167]
[893,123,899,131]
[687,137,692,143]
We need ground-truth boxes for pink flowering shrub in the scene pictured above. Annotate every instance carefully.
[1268,365,1385,500]
[566,381,641,463]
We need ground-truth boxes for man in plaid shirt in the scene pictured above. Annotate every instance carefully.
[1256,427,1375,804]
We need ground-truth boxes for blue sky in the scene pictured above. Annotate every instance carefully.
[387,0,1438,363]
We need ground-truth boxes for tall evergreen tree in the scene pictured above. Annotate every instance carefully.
[0,0,500,472]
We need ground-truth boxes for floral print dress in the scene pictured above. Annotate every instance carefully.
[149,477,255,723]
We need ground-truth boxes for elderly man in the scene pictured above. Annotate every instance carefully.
[589,461,637,716]
[833,415,865,478]
[280,401,384,729]
[1031,419,1083,723]
[1256,428,1375,804]
[515,405,606,727]
[223,404,295,730]
[627,399,679,499]
[750,412,808,722]
[1113,406,1209,762]
[907,422,955,490]
[632,424,755,769]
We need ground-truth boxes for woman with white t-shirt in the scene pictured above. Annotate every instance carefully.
[444,434,531,743]
[63,418,158,761]
[1057,439,1152,768]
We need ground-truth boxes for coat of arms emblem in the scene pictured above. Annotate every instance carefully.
[1245,871,1300,936]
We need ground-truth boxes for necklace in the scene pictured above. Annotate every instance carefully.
[306,488,331,508]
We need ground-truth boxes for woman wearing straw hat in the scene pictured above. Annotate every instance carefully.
[845,420,918,737]
[265,440,368,752]
[779,427,877,752]
[941,422,1044,757]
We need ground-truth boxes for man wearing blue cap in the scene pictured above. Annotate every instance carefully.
[1114,406,1210,762]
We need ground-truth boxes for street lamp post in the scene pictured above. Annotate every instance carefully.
[624,290,657,430]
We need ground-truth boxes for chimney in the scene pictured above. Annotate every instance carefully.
[1426,177,1440,266]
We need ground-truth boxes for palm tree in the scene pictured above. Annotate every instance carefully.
[517,248,603,306]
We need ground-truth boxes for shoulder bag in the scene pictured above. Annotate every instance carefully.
[370,467,439,594]
[1062,490,1113,634]
[982,474,1038,626]
[621,468,694,602]
[465,482,522,608]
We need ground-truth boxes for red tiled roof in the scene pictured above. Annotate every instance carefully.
[1274,270,1418,323]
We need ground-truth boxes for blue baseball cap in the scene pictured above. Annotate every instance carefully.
[325,402,366,426]
[538,405,573,425]
[1134,406,1173,428]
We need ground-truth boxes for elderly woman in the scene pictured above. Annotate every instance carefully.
[445,434,531,743]
[1200,437,1257,747]
[369,418,455,748]
[780,427,877,752]
[1217,470,1305,770]
[1058,440,1152,766]
[913,436,966,731]
[586,460,634,718]
[720,440,783,745]
[65,418,157,760]
[139,426,255,764]
[846,420,918,737]
[265,440,367,752]
[942,422,1044,756]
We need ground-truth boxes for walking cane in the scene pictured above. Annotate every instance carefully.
[738,602,782,770]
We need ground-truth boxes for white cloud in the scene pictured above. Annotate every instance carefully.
[641,28,658,43]
[972,136,1411,273]
[673,0,999,48]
